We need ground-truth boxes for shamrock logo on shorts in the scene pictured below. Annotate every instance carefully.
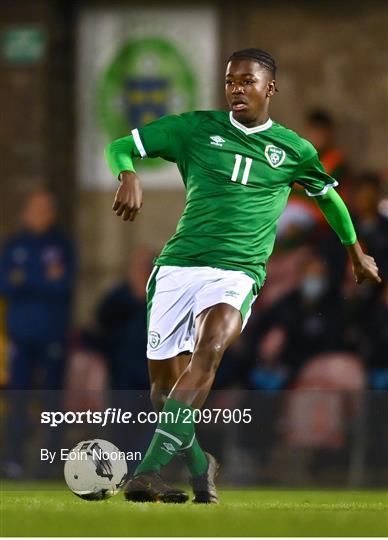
[148,331,161,349]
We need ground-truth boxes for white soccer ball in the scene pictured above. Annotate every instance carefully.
[64,439,128,500]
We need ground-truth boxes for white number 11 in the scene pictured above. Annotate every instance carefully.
[230,154,252,185]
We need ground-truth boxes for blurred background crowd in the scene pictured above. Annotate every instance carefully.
[0,0,387,485]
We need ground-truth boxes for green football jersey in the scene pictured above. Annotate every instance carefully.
[132,110,338,287]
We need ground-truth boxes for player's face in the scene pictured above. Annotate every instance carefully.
[225,59,275,126]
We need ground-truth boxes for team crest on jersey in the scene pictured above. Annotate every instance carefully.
[264,145,286,168]
[210,135,225,147]
[148,331,160,349]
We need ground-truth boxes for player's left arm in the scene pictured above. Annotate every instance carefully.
[295,140,381,285]
[314,188,381,285]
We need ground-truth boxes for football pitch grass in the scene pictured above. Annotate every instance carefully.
[1,483,387,537]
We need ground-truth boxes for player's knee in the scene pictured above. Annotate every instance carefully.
[195,338,227,361]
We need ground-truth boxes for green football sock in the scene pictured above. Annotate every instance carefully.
[179,435,208,477]
[135,398,195,475]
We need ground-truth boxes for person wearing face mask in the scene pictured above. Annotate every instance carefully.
[245,251,348,384]
[299,272,329,302]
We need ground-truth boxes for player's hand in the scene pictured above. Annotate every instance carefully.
[352,254,381,285]
[347,241,382,285]
[112,171,143,222]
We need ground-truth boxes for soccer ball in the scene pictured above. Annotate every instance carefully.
[64,439,128,500]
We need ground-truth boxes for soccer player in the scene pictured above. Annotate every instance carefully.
[105,48,381,503]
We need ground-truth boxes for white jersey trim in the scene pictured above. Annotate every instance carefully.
[229,111,273,134]
[155,428,183,446]
[131,128,147,158]
[179,433,196,451]
[304,179,339,197]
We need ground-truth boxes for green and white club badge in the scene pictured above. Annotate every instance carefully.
[264,145,286,168]
[148,331,161,349]
[98,38,197,169]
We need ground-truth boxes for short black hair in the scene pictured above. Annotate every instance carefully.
[228,48,277,78]
[307,109,334,128]
[228,49,276,78]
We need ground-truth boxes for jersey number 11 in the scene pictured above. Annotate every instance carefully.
[230,154,253,185]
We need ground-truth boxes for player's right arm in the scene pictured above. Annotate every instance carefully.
[105,135,143,222]
[105,114,195,222]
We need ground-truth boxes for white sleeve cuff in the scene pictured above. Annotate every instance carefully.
[131,128,147,159]
[304,179,339,197]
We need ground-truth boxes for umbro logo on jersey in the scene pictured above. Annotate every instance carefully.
[210,135,225,147]
[265,145,286,168]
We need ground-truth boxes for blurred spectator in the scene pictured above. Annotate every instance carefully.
[90,246,155,390]
[352,172,388,281]
[83,246,156,468]
[0,188,76,477]
[344,277,388,390]
[363,283,388,389]
[304,109,347,186]
[342,172,388,389]
[278,109,349,246]
[246,250,348,389]
[0,298,7,387]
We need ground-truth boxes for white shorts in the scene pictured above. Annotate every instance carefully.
[146,265,258,360]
